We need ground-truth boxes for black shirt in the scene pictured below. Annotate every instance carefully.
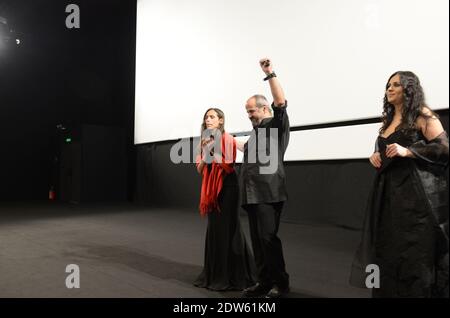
[240,101,290,205]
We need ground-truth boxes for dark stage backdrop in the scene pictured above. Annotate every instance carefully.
[135,111,448,228]
[57,125,128,203]
[0,0,136,201]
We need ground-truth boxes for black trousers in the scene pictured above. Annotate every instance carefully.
[243,202,289,288]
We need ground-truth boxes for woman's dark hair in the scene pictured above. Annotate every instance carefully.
[201,108,225,134]
[380,71,437,134]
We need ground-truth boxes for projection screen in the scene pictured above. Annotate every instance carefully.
[135,0,449,160]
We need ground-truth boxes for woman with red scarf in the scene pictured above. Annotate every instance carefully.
[194,108,255,291]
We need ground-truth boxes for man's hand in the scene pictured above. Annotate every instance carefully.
[236,139,246,153]
[259,58,273,75]
[260,58,285,106]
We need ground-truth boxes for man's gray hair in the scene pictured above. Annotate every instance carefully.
[251,94,272,114]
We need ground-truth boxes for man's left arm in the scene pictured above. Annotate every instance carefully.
[260,58,286,107]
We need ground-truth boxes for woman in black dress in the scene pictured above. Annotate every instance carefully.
[194,108,255,291]
[350,71,449,297]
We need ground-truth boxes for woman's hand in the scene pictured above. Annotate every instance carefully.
[386,143,413,158]
[201,138,212,147]
[369,152,382,168]
[196,159,206,174]
[201,138,215,154]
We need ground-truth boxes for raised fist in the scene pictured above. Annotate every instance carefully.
[259,58,273,75]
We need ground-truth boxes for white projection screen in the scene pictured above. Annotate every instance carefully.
[135,0,449,159]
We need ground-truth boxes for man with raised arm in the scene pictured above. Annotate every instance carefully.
[240,58,290,298]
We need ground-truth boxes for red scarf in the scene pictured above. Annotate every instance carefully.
[196,132,236,216]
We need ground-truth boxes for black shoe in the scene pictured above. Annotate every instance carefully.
[265,285,290,298]
[242,283,271,298]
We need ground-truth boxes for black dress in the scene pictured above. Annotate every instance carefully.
[350,129,449,298]
[194,170,256,291]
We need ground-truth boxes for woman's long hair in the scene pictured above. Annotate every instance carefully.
[380,71,437,134]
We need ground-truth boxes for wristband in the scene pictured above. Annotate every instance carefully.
[263,72,277,81]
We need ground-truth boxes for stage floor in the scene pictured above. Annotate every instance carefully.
[0,202,370,298]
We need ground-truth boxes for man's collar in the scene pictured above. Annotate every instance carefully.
[258,117,272,128]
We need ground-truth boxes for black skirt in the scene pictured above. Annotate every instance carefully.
[194,172,256,291]
[373,160,440,297]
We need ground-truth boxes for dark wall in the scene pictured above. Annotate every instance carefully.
[136,111,448,227]
[81,125,128,202]
[0,0,136,201]
[135,142,200,207]
[57,124,128,203]
[134,143,374,227]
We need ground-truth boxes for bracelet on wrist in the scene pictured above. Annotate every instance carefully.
[263,72,277,81]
